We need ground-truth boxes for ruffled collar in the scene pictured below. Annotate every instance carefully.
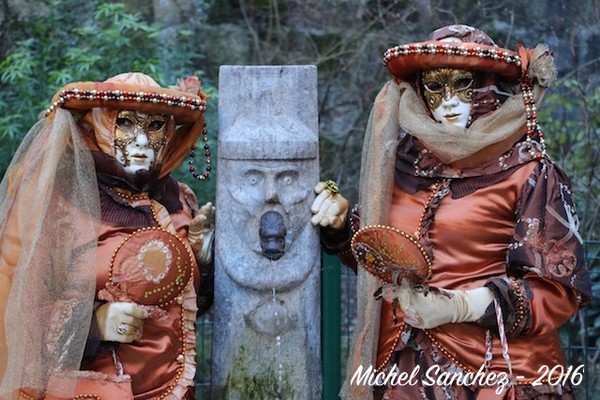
[91,151,183,227]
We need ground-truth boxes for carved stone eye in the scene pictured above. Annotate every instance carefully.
[246,171,262,186]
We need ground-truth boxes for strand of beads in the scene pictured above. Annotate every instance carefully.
[188,126,211,180]
[45,88,206,116]
[521,76,546,159]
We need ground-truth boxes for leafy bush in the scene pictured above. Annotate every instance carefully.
[0,1,164,176]
[539,78,600,241]
[540,79,600,397]
[0,0,218,204]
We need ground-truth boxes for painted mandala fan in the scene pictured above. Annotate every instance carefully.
[100,227,195,308]
[351,225,432,285]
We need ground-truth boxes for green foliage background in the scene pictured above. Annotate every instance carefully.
[0,0,218,205]
[0,0,599,396]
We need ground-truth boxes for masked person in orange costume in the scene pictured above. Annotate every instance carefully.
[0,72,214,399]
[312,25,592,399]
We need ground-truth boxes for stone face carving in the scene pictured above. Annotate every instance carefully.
[217,159,317,291]
[213,66,321,399]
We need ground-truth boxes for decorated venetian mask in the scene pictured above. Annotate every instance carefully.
[113,110,168,173]
[422,68,474,128]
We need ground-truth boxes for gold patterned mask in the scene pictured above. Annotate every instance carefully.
[422,68,474,110]
[114,110,168,173]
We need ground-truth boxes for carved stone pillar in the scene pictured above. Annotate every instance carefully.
[212,65,321,399]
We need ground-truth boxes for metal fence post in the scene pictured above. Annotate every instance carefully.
[322,252,342,399]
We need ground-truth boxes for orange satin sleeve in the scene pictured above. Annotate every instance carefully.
[524,273,580,336]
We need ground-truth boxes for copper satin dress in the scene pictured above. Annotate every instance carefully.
[331,136,591,400]
[0,73,210,400]
[77,182,200,400]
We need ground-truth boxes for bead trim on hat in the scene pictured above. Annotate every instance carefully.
[382,43,522,68]
[44,88,206,116]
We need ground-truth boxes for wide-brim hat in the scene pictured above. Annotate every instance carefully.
[383,24,523,82]
[44,72,209,178]
[45,73,207,123]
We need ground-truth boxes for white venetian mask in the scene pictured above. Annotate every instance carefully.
[422,67,474,129]
[113,110,168,173]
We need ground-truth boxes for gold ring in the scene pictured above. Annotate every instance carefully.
[323,180,339,196]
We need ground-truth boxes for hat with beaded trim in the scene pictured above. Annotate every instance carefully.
[383,24,523,82]
[45,72,207,122]
[384,24,557,159]
[45,72,211,180]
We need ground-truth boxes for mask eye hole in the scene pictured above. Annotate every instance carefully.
[148,120,165,131]
[116,117,134,130]
[454,77,473,91]
[424,81,443,92]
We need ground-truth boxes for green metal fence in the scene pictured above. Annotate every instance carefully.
[561,240,600,400]
[195,314,213,399]
[196,242,599,399]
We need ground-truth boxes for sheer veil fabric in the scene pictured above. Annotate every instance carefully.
[0,108,101,399]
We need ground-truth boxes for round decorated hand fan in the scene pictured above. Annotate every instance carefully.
[100,227,195,307]
[351,225,432,285]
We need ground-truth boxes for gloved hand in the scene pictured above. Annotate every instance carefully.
[310,181,349,230]
[95,302,148,343]
[188,202,215,265]
[379,279,494,330]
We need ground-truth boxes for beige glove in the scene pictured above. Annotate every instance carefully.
[188,202,215,265]
[310,181,349,229]
[95,302,148,343]
[380,280,494,330]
